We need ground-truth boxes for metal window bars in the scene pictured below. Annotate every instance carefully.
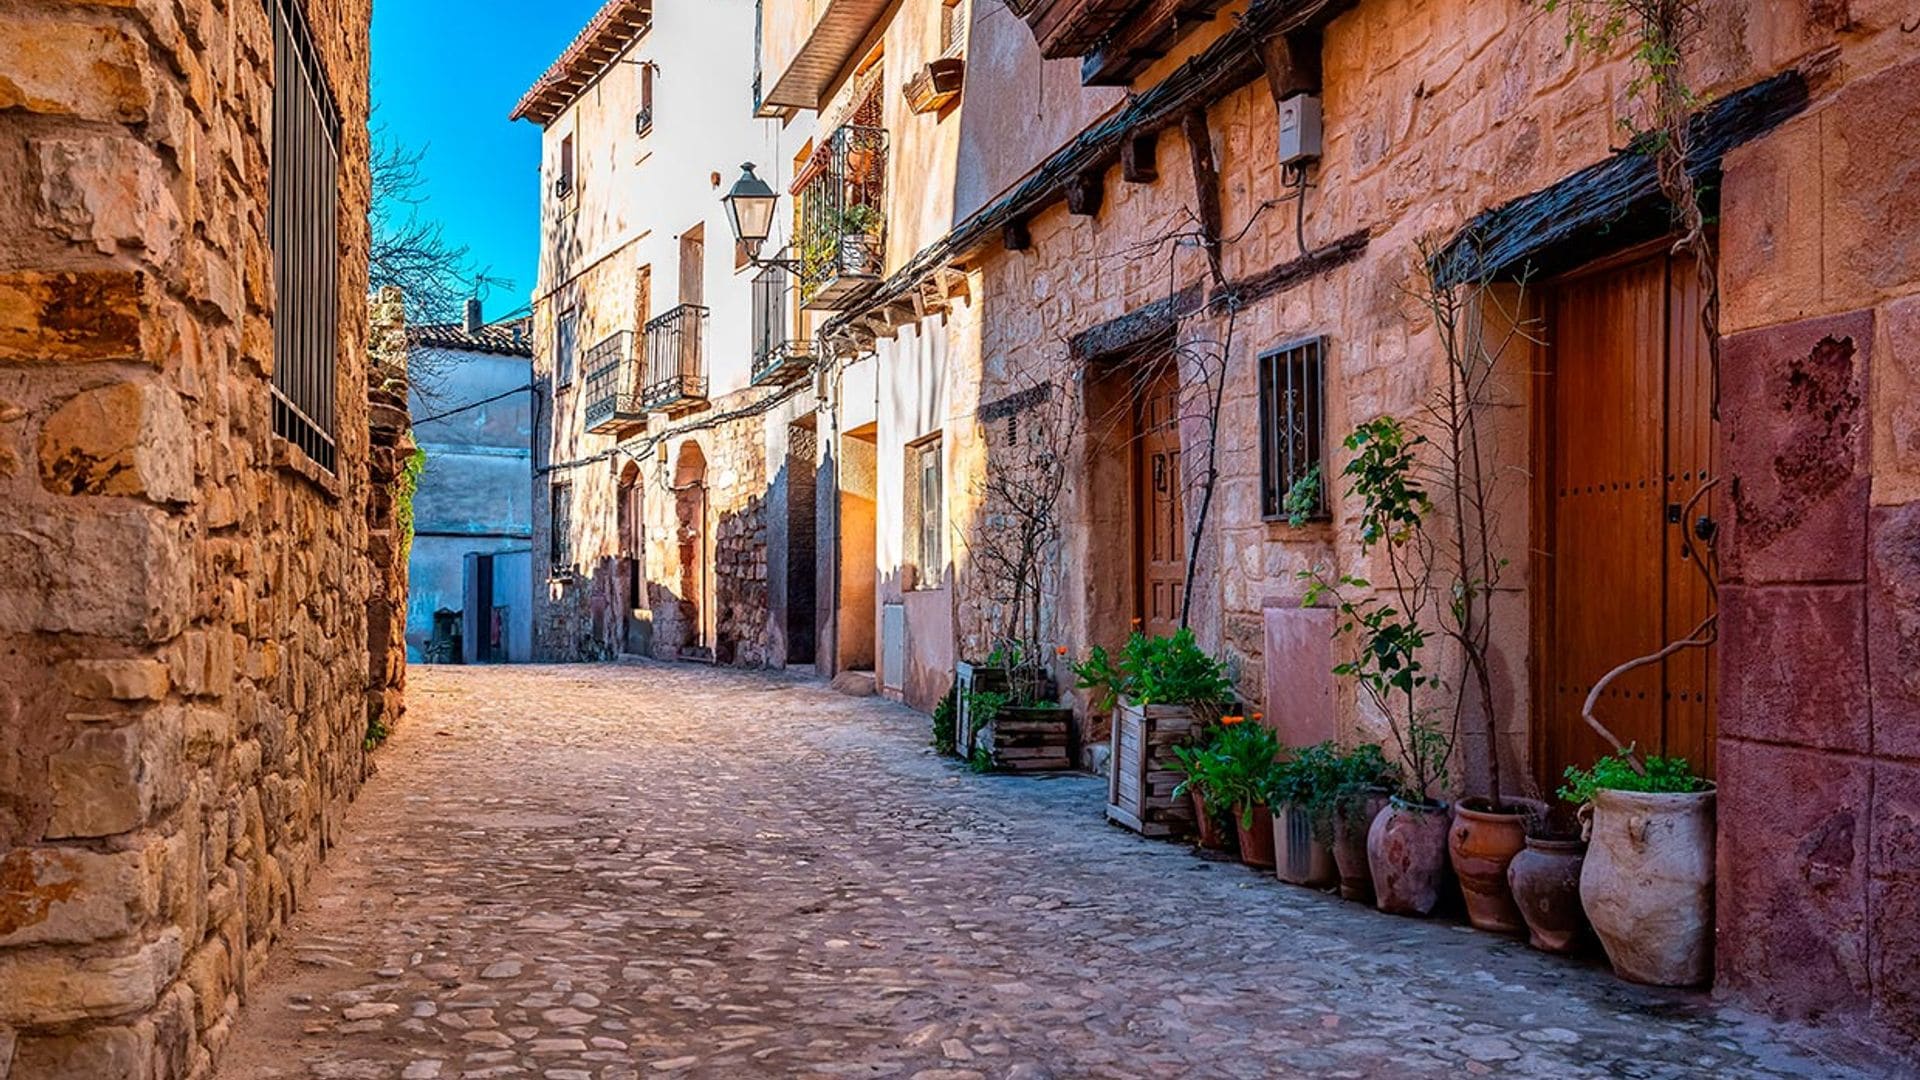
[269,0,342,474]
[795,125,888,309]
[582,331,642,433]
[1259,336,1329,520]
[642,304,709,411]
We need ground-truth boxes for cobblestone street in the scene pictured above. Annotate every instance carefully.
[217,664,1873,1080]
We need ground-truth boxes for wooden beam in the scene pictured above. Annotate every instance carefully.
[1258,27,1323,102]
[1065,169,1104,216]
[1003,218,1031,251]
[1081,0,1231,87]
[1070,282,1204,362]
[1121,130,1158,182]
[1180,108,1222,274]
[1211,228,1369,308]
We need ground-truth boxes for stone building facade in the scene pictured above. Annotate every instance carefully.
[0,0,395,1076]
[513,0,822,670]
[791,0,1920,1058]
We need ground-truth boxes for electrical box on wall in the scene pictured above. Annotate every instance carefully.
[1278,93,1324,166]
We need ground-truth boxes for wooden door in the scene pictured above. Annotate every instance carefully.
[678,226,704,307]
[1538,250,1718,787]
[1135,367,1186,638]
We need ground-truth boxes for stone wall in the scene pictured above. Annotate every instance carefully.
[0,0,380,1076]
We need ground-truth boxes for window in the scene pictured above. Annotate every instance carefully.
[1259,336,1328,520]
[557,134,576,197]
[549,482,574,570]
[939,0,966,56]
[269,0,342,473]
[905,435,944,589]
[556,308,579,387]
[679,225,705,306]
[635,63,654,136]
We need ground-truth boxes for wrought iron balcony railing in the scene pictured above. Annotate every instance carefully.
[796,125,887,310]
[643,303,709,412]
[750,263,814,386]
[582,331,642,435]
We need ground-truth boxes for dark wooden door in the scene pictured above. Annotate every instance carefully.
[1538,250,1718,787]
[1136,367,1186,639]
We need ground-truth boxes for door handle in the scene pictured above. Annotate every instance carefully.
[1694,516,1718,543]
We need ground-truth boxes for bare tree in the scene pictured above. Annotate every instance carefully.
[370,122,504,326]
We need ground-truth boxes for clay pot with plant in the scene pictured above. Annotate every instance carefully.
[1297,418,1460,917]
[1175,717,1277,869]
[1170,730,1235,854]
[1326,744,1401,903]
[1507,804,1592,956]
[1563,752,1715,986]
[1263,741,1343,888]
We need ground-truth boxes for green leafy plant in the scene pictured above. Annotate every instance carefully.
[1073,628,1233,712]
[932,684,958,754]
[1174,720,1280,829]
[967,745,995,774]
[1329,742,1403,827]
[395,447,427,563]
[1559,750,1708,805]
[1282,463,1324,528]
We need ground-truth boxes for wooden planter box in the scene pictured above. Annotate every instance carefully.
[1107,700,1204,837]
[955,662,1072,771]
[904,57,966,114]
[953,660,1010,758]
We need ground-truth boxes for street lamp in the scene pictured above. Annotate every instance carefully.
[722,163,798,270]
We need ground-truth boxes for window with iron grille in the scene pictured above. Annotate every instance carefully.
[549,482,574,570]
[904,435,944,589]
[269,0,342,474]
[939,0,966,55]
[556,308,579,387]
[1259,336,1328,520]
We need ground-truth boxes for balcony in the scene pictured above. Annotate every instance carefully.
[796,125,887,311]
[757,0,894,113]
[582,331,643,435]
[643,304,709,414]
[751,265,815,385]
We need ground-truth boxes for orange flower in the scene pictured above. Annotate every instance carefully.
[1252,712,1264,722]
[1220,715,1246,726]
[1130,617,1143,628]
[1055,646,1069,656]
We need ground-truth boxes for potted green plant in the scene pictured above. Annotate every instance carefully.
[837,203,884,276]
[1076,628,1234,838]
[956,642,1071,772]
[1264,741,1341,887]
[1563,751,1714,986]
[1300,418,1459,918]
[1326,743,1400,903]
[1198,719,1280,870]
[1170,728,1235,853]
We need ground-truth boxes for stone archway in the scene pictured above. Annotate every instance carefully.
[672,441,711,659]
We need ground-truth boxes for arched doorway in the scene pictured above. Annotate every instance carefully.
[672,442,711,660]
[617,461,649,655]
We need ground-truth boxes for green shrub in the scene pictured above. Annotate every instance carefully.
[1073,628,1233,712]
[932,685,957,755]
[1174,720,1280,828]
[1558,750,1707,805]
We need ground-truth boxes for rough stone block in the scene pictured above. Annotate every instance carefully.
[0,929,183,1026]
[1877,296,1920,507]
[0,846,156,947]
[29,135,179,260]
[1721,310,1872,584]
[10,1023,153,1080]
[1869,758,1920,1048]
[45,720,183,840]
[0,15,153,123]
[39,381,193,502]
[1870,504,1920,761]
[1821,55,1920,311]
[0,270,146,364]
[0,506,189,641]
[1719,584,1871,755]
[1720,115,1824,335]
[1263,603,1335,747]
[58,659,170,702]
[1716,739,1871,1021]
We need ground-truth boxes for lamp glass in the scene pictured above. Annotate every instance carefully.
[723,163,779,251]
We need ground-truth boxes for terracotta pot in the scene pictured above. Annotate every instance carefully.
[1272,803,1336,887]
[1235,803,1276,870]
[1508,836,1590,955]
[1331,789,1390,903]
[1190,790,1234,853]
[1448,798,1530,935]
[1580,786,1716,987]
[1367,798,1452,916]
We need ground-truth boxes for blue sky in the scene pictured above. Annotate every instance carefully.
[371,0,606,320]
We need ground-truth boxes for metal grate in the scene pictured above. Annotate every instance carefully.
[643,303,709,409]
[751,264,813,384]
[549,482,574,571]
[582,331,639,432]
[1259,336,1328,520]
[795,124,888,308]
[269,0,342,474]
[940,0,967,55]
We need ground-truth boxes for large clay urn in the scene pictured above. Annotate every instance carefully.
[1235,803,1276,870]
[1272,803,1336,887]
[1448,799,1529,935]
[1579,786,1716,986]
[1367,798,1452,916]
[1332,788,1391,903]
[1190,790,1235,853]
[1508,836,1590,955]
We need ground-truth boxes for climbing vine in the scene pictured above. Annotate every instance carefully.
[395,447,427,564]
